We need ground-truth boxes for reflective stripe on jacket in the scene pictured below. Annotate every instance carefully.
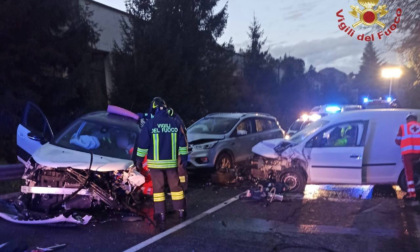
[397,121,420,155]
[136,110,187,169]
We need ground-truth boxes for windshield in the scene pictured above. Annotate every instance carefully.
[289,121,303,131]
[53,119,138,160]
[188,117,239,134]
[289,120,329,144]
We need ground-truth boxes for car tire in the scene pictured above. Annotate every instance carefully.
[215,152,233,173]
[276,168,306,193]
[398,169,420,192]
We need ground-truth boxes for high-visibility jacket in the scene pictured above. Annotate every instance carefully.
[136,110,188,169]
[395,121,420,155]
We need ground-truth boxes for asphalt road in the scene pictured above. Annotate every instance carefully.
[0,170,419,252]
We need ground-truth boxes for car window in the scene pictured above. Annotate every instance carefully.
[188,117,239,134]
[53,119,138,160]
[255,119,272,132]
[289,121,303,131]
[236,119,253,136]
[289,119,329,144]
[309,122,364,148]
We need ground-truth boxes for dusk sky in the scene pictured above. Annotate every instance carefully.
[95,0,403,74]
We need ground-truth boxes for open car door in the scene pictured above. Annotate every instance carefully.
[16,102,53,163]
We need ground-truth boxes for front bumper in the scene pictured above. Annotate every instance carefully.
[187,149,217,168]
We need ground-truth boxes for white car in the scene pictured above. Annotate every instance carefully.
[11,102,146,224]
[252,109,420,193]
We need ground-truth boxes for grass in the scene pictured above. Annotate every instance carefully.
[0,179,24,194]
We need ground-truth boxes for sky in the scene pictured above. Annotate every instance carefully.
[94,0,404,74]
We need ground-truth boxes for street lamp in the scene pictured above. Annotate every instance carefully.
[381,67,402,99]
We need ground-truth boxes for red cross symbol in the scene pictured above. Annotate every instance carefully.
[410,125,420,134]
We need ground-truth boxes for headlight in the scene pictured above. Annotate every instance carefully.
[192,141,218,150]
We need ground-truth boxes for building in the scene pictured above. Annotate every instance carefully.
[80,0,128,105]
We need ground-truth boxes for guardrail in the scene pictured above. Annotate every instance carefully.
[0,163,24,181]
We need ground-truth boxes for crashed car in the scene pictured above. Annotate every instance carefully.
[251,109,420,193]
[187,113,284,172]
[5,102,151,225]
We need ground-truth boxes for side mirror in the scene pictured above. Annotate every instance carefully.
[27,132,49,144]
[27,132,43,142]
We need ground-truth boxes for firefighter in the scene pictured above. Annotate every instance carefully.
[136,97,188,228]
[395,113,420,200]
[167,107,188,191]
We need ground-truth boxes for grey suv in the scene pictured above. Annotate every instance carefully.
[187,113,284,171]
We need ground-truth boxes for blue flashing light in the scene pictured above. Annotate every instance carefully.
[325,106,341,113]
[363,97,369,103]
[386,97,392,102]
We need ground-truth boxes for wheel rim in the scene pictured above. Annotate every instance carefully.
[283,173,298,190]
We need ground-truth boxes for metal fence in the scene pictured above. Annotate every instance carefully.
[0,163,24,181]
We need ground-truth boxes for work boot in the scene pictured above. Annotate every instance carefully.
[178,209,187,222]
[154,213,166,231]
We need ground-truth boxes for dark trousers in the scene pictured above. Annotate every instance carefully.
[150,168,185,214]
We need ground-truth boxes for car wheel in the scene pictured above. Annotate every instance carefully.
[215,152,233,173]
[276,168,306,193]
[398,169,420,192]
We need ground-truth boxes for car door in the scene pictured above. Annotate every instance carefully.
[230,118,257,162]
[304,121,368,184]
[16,102,54,163]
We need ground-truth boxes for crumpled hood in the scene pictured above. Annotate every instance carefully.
[32,143,132,172]
[187,133,225,144]
[252,138,287,159]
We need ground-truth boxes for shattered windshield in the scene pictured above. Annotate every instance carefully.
[188,117,239,134]
[289,120,329,144]
[53,119,138,160]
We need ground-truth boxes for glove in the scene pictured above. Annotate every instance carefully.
[136,157,144,172]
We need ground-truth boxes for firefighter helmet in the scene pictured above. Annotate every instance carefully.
[151,97,167,109]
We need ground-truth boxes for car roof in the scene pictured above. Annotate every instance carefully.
[321,108,420,123]
[205,112,276,120]
[80,111,140,132]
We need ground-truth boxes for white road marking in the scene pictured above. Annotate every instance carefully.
[123,193,241,252]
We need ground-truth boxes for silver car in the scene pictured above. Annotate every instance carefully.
[187,113,284,171]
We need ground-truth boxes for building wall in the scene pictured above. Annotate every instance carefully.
[80,0,128,103]
[86,1,127,52]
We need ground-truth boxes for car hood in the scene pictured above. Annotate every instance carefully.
[187,133,225,144]
[252,138,287,159]
[32,143,132,172]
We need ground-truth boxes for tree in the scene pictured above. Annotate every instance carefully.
[0,0,99,162]
[111,0,237,124]
[241,16,277,113]
[353,42,383,98]
[383,0,420,85]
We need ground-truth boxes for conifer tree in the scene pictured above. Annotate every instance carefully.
[354,42,383,98]
[111,0,237,123]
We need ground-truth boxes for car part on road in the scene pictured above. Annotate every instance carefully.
[239,179,287,207]
[215,152,233,173]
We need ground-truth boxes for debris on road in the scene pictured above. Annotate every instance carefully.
[240,180,287,206]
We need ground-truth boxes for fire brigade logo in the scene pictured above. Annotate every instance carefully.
[349,0,388,28]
